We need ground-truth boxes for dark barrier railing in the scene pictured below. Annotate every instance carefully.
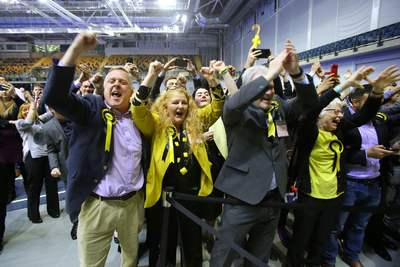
[157,186,400,267]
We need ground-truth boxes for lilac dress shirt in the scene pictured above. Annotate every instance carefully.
[346,107,380,179]
[92,102,144,197]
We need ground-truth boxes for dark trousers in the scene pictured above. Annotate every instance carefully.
[278,208,290,228]
[147,199,203,267]
[6,162,26,196]
[0,161,8,241]
[286,192,341,267]
[210,192,281,267]
[62,181,79,223]
[24,153,59,220]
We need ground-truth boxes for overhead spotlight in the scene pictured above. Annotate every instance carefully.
[158,0,175,7]
[107,12,112,17]
[175,14,180,21]
[181,15,187,23]
[100,4,106,9]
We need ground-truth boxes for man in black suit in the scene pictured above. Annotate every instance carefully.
[40,108,80,240]
[210,40,319,267]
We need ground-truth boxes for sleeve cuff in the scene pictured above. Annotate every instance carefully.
[57,60,75,67]
[294,75,310,85]
[74,80,82,88]
[384,89,393,100]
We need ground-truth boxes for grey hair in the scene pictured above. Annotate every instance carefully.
[103,66,133,88]
[319,97,343,117]
[242,66,269,85]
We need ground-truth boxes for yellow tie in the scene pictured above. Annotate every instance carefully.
[266,109,275,138]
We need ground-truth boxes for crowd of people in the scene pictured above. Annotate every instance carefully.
[1,31,400,267]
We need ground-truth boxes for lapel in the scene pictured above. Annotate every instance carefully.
[52,118,68,143]
[372,116,384,145]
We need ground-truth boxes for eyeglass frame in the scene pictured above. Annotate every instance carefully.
[325,108,344,115]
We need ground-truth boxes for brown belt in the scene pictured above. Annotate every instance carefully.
[90,190,137,201]
[347,177,379,186]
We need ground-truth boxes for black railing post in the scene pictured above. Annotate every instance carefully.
[157,187,174,267]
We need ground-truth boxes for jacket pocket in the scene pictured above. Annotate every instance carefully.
[225,158,250,173]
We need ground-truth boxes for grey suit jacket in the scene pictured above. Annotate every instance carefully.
[214,74,318,205]
[41,116,69,182]
[380,97,400,115]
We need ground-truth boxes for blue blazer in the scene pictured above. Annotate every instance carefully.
[42,59,148,214]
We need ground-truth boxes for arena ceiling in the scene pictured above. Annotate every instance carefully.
[0,0,258,42]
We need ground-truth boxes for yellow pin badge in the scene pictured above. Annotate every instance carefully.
[102,109,117,152]
[251,24,261,49]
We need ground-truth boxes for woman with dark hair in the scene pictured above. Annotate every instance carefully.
[132,61,225,266]
[285,65,400,267]
[0,80,26,204]
[15,92,59,223]
[191,60,238,252]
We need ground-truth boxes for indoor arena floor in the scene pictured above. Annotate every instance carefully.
[1,176,399,267]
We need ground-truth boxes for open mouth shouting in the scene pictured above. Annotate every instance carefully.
[331,118,341,128]
[111,91,122,98]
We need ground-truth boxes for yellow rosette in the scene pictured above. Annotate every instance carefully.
[102,109,117,152]
[329,140,343,172]
[162,125,177,163]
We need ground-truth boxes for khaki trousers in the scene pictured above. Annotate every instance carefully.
[77,191,145,267]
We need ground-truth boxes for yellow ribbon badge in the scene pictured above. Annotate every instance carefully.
[266,106,275,138]
[251,24,261,49]
[329,140,343,172]
[162,125,177,163]
[102,109,117,152]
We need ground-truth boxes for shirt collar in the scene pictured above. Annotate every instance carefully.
[104,100,131,120]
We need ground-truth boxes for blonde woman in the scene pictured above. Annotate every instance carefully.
[132,61,225,267]
[15,92,59,223]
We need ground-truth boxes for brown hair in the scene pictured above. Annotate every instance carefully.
[151,88,205,156]
[0,98,16,119]
[164,76,177,87]
[17,103,38,120]
[33,83,44,89]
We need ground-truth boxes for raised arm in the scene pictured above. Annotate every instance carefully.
[198,65,225,128]
[222,45,289,126]
[131,61,164,140]
[125,62,142,84]
[150,58,177,101]
[15,92,36,131]
[213,61,238,95]
[42,31,99,125]
[91,73,104,96]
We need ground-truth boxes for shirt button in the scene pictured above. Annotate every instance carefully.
[103,166,108,170]
[94,179,98,183]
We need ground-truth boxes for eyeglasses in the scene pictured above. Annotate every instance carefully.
[325,109,343,115]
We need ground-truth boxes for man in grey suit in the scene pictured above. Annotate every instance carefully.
[210,40,319,267]
[40,108,80,240]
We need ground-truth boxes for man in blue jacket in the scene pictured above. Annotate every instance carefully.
[43,31,148,267]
